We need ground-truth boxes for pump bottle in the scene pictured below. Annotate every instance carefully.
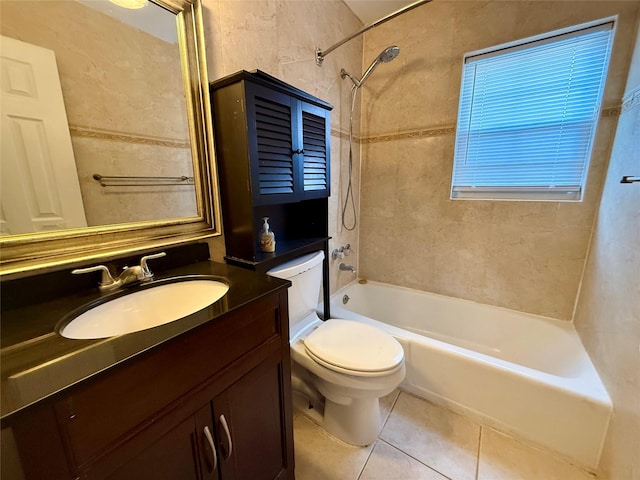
[259,217,276,252]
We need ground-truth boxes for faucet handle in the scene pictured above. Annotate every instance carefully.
[140,252,166,279]
[72,265,121,290]
[332,244,352,260]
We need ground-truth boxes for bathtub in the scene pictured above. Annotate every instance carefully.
[329,280,611,470]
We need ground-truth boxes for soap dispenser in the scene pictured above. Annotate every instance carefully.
[259,217,276,252]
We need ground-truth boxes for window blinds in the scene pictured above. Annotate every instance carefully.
[451,20,615,201]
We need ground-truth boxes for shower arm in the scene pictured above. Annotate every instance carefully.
[315,0,431,66]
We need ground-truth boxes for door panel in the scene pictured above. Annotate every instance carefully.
[245,82,298,206]
[106,410,205,480]
[300,101,330,199]
[215,354,287,480]
[0,35,87,234]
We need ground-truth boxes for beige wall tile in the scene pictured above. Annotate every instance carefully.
[203,0,363,291]
[1,1,195,227]
[359,1,640,319]
[574,21,640,475]
[328,131,361,294]
[1,1,187,139]
[73,138,196,225]
[201,0,363,292]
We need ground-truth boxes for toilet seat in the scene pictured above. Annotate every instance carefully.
[303,319,404,377]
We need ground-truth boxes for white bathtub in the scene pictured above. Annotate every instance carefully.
[329,280,611,470]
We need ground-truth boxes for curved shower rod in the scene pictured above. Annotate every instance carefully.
[315,0,432,66]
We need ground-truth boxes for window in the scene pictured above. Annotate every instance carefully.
[451,19,615,201]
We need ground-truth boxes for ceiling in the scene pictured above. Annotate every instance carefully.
[343,0,416,25]
[76,0,177,44]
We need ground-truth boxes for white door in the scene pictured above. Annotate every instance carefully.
[0,35,87,235]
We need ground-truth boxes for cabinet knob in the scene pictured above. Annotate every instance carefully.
[292,149,304,155]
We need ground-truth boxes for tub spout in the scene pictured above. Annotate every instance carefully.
[339,263,356,273]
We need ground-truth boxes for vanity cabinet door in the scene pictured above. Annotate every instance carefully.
[214,350,291,480]
[105,404,219,480]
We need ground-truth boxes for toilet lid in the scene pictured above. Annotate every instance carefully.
[303,319,404,374]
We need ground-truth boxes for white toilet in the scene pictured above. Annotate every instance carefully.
[267,251,405,446]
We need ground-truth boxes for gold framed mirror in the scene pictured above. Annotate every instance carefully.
[0,0,220,278]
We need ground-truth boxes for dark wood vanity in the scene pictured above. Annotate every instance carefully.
[1,246,295,480]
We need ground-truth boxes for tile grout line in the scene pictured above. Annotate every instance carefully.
[379,390,473,480]
[356,391,402,480]
[378,438,456,480]
[475,426,484,480]
[381,390,402,429]
[355,439,378,480]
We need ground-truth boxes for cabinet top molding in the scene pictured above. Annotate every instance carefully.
[210,70,333,111]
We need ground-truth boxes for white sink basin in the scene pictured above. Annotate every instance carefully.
[59,279,229,340]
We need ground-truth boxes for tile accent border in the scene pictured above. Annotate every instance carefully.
[331,126,456,144]
[69,125,190,149]
[330,128,352,142]
[361,126,456,144]
[331,102,622,145]
[601,106,622,117]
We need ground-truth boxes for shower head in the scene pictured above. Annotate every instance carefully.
[378,45,400,63]
[341,45,400,88]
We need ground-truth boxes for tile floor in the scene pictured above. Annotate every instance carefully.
[293,390,597,480]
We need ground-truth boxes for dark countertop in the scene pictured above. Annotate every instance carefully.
[0,260,290,421]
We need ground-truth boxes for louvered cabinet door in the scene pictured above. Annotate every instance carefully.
[245,83,298,206]
[299,102,330,200]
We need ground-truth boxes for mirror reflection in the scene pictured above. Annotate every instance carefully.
[0,0,198,236]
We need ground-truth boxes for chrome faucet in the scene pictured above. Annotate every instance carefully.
[332,243,352,260]
[339,262,356,274]
[73,252,166,292]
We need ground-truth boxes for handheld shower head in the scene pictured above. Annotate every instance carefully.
[378,45,400,63]
[359,45,400,86]
[341,45,400,88]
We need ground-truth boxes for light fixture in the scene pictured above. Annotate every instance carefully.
[108,0,148,9]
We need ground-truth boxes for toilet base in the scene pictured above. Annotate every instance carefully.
[323,397,381,446]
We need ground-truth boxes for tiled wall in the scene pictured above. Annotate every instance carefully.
[574,18,640,480]
[201,0,364,294]
[358,1,640,320]
[1,1,196,225]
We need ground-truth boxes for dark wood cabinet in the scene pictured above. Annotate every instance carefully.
[246,82,331,204]
[211,70,332,265]
[8,291,294,480]
[214,71,331,208]
[214,351,288,480]
[106,404,216,480]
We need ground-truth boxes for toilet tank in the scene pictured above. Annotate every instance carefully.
[267,251,324,326]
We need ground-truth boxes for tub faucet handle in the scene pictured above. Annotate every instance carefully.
[339,262,356,274]
[332,244,352,260]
